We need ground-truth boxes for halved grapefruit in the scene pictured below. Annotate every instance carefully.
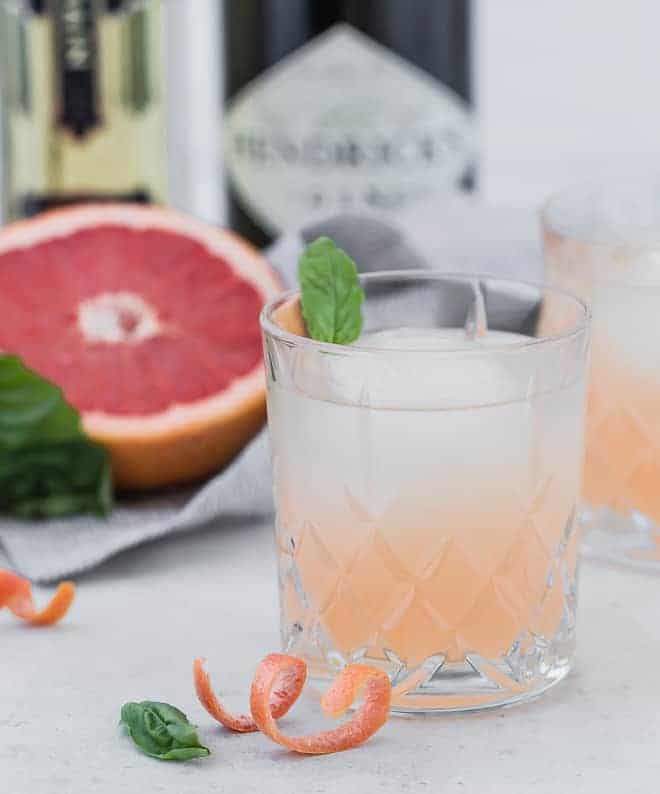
[0,204,281,490]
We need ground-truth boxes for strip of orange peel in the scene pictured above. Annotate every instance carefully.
[193,655,307,732]
[0,570,75,626]
[250,655,391,755]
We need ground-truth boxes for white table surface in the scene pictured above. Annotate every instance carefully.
[3,518,659,794]
[1,200,654,791]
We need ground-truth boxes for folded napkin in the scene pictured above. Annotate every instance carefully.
[0,202,541,582]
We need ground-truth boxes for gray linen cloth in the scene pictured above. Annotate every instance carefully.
[0,202,540,582]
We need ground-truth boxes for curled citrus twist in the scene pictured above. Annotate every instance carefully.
[0,570,75,626]
[251,655,391,755]
[193,655,306,732]
[194,653,391,755]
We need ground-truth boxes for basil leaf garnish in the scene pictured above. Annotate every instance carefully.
[299,236,365,344]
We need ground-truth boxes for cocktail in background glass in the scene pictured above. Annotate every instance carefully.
[543,179,660,570]
[261,273,589,712]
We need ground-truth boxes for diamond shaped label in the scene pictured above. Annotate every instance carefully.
[224,23,475,234]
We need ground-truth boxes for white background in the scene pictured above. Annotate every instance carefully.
[477,0,660,208]
[3,0,660,219]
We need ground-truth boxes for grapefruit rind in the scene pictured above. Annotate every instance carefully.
[0,570,75,626]
[249,655,391,755]
[193,656,306,733]
[194,653,391,755]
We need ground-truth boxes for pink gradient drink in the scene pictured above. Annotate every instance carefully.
[262,273,589,711]
[544,179,660,569]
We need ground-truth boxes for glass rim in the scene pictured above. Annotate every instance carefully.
[260,270,590,356]
[541,176,660,247]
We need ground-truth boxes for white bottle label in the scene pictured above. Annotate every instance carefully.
[224,23,475,235]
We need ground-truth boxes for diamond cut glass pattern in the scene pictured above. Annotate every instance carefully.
[543,180,660,570]
[262,273,589,711]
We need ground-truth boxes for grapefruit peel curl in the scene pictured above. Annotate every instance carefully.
[0,570,75,626]
[193,655,306,733]
[194,653,391,755]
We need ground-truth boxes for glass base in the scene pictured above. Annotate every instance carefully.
[286,610,575,714]
[305,655,572,714]
[581,505,660,572]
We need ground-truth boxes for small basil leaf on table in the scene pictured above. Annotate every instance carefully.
[120,701,210,761]
[0,355,113,518]
[298,236,365,344]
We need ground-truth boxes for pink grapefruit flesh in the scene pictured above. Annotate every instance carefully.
[0,204,281,489]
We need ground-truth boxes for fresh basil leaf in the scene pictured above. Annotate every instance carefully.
[166,721,204,747]
[143,709,174,748]
[157,747,212,761]
[0,355,80,449]
[144,702,190,724]
[298,236,365,344]
[120,701,210,762]
[0,355,113,518]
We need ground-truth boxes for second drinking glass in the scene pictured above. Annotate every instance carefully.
[543,179,660,570]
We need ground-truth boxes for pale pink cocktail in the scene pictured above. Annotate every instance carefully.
[262,273,589,711]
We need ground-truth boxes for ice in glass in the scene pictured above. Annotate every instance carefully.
[262,273,589,711]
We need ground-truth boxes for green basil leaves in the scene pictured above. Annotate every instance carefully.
[298,236,365,345]
[120,701,210,762]
[0,355,113,518]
